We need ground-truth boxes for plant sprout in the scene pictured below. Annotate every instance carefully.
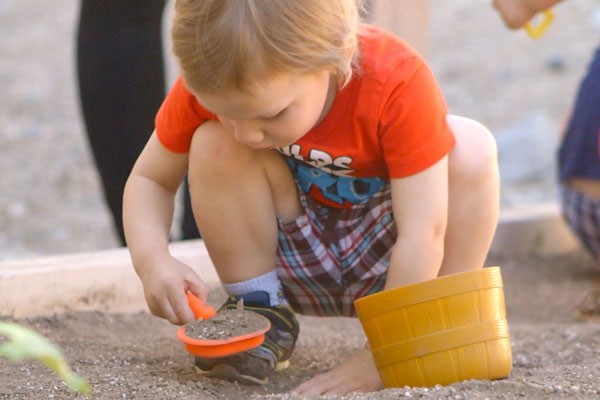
[0,321,91,396]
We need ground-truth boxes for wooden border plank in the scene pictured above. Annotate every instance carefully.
[0,240,219,318]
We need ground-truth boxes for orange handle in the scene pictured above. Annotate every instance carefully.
[186,292,217,320]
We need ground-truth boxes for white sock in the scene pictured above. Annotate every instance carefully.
[222,270,288,306]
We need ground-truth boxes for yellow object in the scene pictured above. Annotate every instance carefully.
[524,10,555,39]
[355,267,512,388]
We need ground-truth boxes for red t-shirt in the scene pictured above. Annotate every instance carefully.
[156,24,454,208]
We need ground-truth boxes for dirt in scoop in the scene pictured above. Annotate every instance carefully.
[184,306,269,341]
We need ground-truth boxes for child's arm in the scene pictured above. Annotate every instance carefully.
[384,156,449,290]
[123,132,208,325]
[493,0,563,29]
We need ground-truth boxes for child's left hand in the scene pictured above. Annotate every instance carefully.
[292,348,381,395]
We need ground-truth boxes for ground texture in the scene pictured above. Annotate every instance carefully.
[3,251,600,399]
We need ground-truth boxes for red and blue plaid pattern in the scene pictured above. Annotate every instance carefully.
[275,185,396,317]
[561,184,600,261]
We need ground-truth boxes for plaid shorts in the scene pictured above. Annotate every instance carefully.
[275,185,396,317]
[561,183,600,261]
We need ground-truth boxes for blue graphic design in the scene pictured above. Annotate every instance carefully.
[285,158,385,206]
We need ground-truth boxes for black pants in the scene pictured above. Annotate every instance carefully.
[77,0,199,244]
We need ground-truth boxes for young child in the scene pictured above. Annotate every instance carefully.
[123,0,499,395]
[493,0,600,316]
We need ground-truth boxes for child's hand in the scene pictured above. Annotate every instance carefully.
[492,0,539,29]
[137,255,209,326]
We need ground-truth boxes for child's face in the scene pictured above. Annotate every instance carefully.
[192,70,335,150]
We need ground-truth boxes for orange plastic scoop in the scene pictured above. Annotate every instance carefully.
[185,292,217,320]
[177,292,271,358]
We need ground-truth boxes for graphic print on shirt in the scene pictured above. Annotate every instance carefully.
[279,144,385,208]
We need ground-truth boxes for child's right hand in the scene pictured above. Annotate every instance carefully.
[137,255,209,326]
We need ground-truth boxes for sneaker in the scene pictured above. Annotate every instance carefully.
[194,291,299,385]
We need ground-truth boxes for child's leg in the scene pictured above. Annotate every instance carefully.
[293,115,499,396]
[187,121,302,283]
[439,115,499,275]
[188,121,302,383]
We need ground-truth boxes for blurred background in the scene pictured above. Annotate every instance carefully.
[0,0,598,260]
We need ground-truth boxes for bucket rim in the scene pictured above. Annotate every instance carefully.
[355,267,503,319]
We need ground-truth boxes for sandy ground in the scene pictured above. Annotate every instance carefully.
[3,0,600,399]
[3,251,600,399]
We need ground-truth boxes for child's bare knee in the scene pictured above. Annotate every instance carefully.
[447,115,498,182]
[188,121,244,174]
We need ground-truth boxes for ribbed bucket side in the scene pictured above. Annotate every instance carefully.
[355,267,512,388]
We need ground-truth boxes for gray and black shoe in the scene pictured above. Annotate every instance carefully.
[194,291,299,385]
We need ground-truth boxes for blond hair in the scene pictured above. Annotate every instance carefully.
[172,0,362,95]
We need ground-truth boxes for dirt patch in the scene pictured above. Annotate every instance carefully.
[3,251,600,399]
[184,307,269,341]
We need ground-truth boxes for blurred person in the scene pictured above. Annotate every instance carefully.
[494,0,600,316]
[76,0,200,244]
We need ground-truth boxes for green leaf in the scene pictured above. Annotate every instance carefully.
[0,321,91,395]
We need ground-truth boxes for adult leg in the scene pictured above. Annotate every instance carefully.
[181,177,201,239]
[77,0,167,244]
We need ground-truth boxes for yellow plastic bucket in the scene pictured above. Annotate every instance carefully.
[354,267,512,388]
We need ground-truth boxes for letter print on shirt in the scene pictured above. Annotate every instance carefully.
[282,156,385,208]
